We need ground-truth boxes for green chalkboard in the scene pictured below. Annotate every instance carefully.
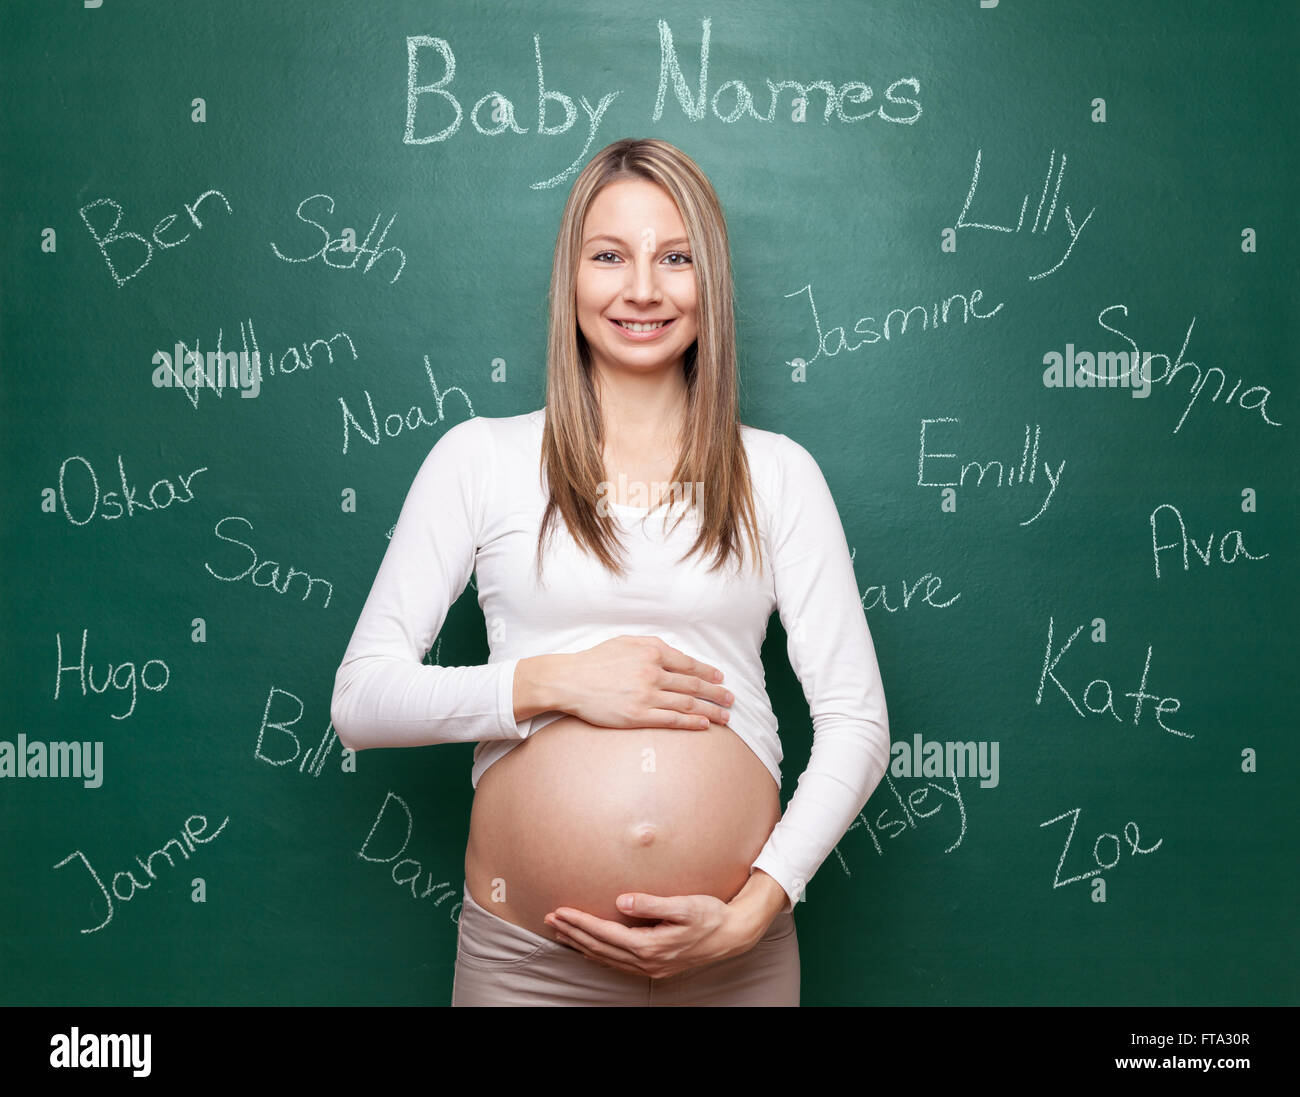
[1,0,1295,1007]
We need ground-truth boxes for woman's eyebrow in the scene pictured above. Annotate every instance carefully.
[583,233,690,248]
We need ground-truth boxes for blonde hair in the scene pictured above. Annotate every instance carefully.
[533,138,763,582]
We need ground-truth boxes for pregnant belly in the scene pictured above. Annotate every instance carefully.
[464,714,781,939]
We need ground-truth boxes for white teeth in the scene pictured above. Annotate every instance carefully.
[617,320,667,332]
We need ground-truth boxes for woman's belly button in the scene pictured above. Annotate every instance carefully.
[465,716,778,938]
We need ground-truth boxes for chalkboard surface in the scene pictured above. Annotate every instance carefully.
[1,0,1295,1007]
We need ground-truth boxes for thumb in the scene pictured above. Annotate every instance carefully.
[616,893,683,919]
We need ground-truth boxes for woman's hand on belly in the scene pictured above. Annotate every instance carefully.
[543,870,791,979]
[549,635,735,730]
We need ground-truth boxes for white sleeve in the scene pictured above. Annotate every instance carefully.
[329,416,536,750]
[749,434,891,912]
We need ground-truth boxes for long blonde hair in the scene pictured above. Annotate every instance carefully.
[533,138,763,583]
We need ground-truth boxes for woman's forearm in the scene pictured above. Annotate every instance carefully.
[330,649,577,753]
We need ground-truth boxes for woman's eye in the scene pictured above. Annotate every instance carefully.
[590,250,692,265]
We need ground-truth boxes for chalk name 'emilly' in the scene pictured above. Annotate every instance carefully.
[0,734,102,788]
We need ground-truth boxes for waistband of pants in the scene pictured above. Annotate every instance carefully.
[460,883,559,947]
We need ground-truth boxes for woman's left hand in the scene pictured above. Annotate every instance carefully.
[543,892,768,978]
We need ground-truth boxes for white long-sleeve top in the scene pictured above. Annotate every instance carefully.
[330,407,889,912]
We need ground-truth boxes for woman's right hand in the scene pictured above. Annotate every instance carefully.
[551,635,733,730]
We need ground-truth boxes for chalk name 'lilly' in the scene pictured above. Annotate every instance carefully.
[954,147,1095,281]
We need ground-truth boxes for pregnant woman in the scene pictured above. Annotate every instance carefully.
[330,138,890,1006]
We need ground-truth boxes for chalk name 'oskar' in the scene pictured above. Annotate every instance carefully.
[50,1028,151,1077]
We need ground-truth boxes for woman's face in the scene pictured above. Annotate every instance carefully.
[575,178,699,380]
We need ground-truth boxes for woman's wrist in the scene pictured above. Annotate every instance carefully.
[512,653,572,722]
[727,868,791,946]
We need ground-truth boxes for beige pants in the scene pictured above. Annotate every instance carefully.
[452,884,800,1006]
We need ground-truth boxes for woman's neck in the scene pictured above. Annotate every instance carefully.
[592,366,689,453]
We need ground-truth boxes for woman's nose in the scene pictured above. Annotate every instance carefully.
[624,258,661,301]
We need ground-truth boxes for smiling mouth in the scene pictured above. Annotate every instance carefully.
[610,318,675,333]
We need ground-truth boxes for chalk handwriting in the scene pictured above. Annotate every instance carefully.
[79,189,231,287]
[786,283,1003,371]
[339,356,473,454]
[1040,806,1162,889]
[954,148,1094,280]
[918,419,1065,525]
[1150,502,1269,579]
[833,770,969,878]
[54,455,207,525]
[52,811,229,933]
[404,33,621,190]
[1099,305,1281,433]
[850,548,962,612]
[254,685,341,776]
[271,195,406,283]
[54,629,169,720]
[158,323,358,409]
[205,516,333,608]
[357,790,462,921]
[404,19,923,189]
[653,18,921,126]
[1035,616,1191,739]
